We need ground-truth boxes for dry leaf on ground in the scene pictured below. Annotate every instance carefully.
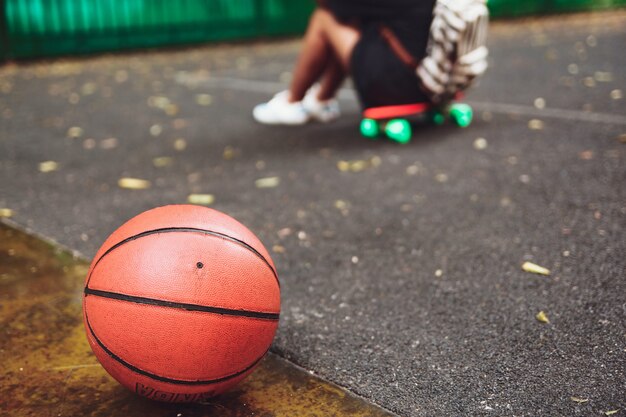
[39,161,59,173]
[187,194,215,205]
[118,178,151,190]
[0,208,14,218]
[522,261,551,276]
[255,177,280,188]
[536,311,550,324]
[570,397,589,403]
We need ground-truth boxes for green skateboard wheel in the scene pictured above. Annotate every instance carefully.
[431,111,445,125]
[449,103,473,127]
[385,119,411,144]
[360,118,379,139]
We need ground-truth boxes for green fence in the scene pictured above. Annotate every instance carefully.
[489,0,626,18]
[1,0,625,60]
[1,0,314,59]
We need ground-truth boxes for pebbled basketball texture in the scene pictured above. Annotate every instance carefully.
[82,205,280,402]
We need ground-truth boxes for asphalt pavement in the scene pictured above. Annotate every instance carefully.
[0,11,625,417]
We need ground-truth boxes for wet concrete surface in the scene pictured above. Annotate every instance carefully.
[0,222,394,417]
[0,10,625,417]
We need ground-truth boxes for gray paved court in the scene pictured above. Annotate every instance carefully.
[1,11,625,417]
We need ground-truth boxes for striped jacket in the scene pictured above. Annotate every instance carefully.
[416,0,489,102]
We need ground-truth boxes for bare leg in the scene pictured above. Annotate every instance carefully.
[316,55,346,101]
[288,8,359,102]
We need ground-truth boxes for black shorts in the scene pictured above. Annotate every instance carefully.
[350,24,431,110]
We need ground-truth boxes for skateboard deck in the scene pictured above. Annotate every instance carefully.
[360,101,473,144]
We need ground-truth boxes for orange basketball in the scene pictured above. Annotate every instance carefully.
[82,205,280,402]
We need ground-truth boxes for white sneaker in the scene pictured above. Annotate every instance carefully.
[253,91,310,125]
[303,84,341,123]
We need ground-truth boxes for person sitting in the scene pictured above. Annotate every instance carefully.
[253,0,437,125]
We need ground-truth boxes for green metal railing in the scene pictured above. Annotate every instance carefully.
[0,0,625,60]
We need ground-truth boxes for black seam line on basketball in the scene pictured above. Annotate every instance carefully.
[84,313,268,386]
[84,288,280,321]
[85,226,279,289]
